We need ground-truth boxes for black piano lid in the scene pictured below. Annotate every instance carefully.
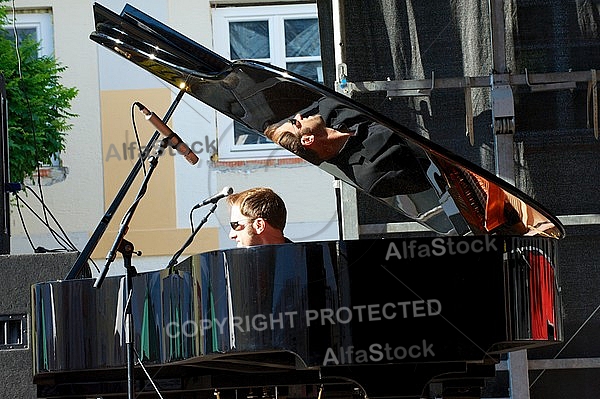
[90,2,565,239]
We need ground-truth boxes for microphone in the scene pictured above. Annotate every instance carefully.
[135,102,199,165]
[192,187,234,209]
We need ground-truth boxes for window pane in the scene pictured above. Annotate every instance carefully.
[2,27,38,44]
[229,21,269,59]
[285,19,320,57]
[234,122,270,145]
[287,61,323,83]
[213,4,322,158]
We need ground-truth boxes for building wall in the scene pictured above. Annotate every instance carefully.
[8,0,338,276]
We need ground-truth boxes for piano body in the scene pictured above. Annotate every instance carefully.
[31,3,565,398]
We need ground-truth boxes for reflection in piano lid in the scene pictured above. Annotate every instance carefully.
[88,2,564,240]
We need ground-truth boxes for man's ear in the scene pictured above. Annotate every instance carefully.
[254,218,267,234]
[300,134,314,147]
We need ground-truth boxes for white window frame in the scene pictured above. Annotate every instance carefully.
[212,4,320,161]
[5,11,54,57]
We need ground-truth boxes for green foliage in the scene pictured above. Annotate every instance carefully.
[0,3,78,183]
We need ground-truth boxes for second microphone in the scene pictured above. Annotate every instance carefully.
[192,187,234,209]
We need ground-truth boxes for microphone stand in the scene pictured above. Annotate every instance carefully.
[120,237,137,399]
[167,203,218,274]
[65,89,186,280]
[94,139,166,399]
[94,138,164,288]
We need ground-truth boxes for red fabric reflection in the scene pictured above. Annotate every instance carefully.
[526,248,557,340]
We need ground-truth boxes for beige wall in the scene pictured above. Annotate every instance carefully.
[95,88,219,259]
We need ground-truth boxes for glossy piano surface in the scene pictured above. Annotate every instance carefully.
[32,237,560,397]
[89,2,564,239]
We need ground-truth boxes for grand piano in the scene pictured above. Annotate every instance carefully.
[31,3,565,399]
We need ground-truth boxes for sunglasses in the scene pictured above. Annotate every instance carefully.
[288,118,301,131]
[230,219,253,231]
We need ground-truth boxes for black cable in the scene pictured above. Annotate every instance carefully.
[131,102,147,175]
[13,194,36,252]
[13,190,75,252]
[23,185,78,251]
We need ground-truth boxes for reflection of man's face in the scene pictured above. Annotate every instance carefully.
[280,113,325,139]
[228,204,259,247]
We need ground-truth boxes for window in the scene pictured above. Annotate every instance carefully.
[3,10,54,57]
[0,314,28,350]
[212,4,322,160]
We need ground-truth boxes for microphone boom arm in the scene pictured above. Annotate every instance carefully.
[167,203,218,273]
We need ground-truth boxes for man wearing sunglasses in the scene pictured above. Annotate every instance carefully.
[263,98,431,198]
[226,187,292,247]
